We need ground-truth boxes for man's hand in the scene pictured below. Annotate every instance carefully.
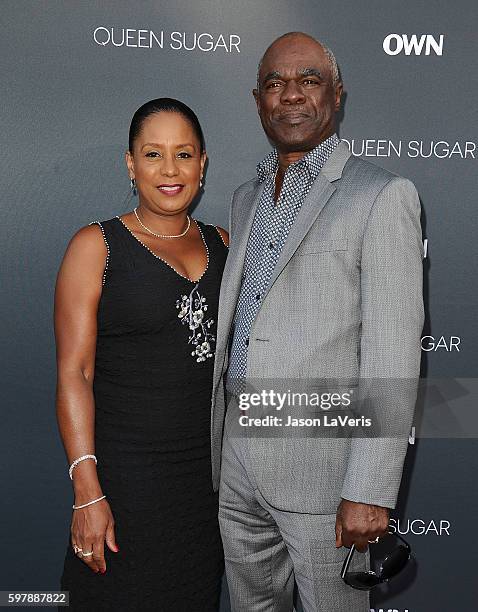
[335,499,389,552]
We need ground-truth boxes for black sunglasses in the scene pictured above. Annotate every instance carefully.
[341,532,411,591]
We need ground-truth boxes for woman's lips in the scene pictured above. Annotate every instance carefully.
[157,184,184,196]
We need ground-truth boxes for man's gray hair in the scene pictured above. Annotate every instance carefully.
[256,33,341,90]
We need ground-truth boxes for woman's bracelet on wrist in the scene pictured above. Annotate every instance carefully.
[68,454,97,480]
[72,495,106,510]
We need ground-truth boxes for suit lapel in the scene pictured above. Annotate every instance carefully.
[261,175,335,302]
[261,141,351,303]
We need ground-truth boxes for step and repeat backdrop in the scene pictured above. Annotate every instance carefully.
[1,1,477,610]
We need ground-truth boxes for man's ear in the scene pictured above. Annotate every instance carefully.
[334,83,343,112]
[253,88,260,112]
[125,150,135,178]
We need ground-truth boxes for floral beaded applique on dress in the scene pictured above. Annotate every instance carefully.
[176,283,215,362]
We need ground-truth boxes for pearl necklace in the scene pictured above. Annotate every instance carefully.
[133,207,191,239]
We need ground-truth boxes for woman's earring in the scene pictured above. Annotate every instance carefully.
[130,177,137,195]
[199,177,203,188]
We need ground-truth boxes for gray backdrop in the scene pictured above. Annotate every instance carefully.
[1,1,477,610]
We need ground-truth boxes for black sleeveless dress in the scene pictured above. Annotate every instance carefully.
[60,216,227,611]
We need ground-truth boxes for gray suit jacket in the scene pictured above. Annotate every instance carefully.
[211,141,424,512]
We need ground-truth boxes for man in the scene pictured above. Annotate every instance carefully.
[211,32,423,611]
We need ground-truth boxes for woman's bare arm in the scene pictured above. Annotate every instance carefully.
[55,224,105,498]
[55,224,117,572]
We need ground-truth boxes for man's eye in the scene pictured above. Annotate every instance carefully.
[302,79,319,85]
[266,82,282,89]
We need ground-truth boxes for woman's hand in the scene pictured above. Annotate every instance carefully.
[70,498,118,573]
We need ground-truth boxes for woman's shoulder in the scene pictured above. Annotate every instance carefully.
[197,219,229,247]
[87,216,120,231]
[215,226,229,247]
[67,216,120,254]
[58,221,110,285]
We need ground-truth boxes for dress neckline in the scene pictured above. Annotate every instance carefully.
[115,215,209,284]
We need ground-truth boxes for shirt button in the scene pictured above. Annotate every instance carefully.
[255,294,261,301]
[245,337,249,347]
[269,242,274,249]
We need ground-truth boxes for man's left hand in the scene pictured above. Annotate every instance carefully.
[335,499,389,552]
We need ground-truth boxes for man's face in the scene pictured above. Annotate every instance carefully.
[253,36,342,153]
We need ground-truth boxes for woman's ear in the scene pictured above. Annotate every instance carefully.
[125,150,135,178]
[200,152,207,176]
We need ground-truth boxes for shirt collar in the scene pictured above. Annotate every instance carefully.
[256,133,340,183]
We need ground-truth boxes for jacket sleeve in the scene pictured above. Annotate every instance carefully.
[340,177,424,508]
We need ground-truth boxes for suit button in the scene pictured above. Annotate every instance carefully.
[255,293,261,301]
[245,337,249,347]
[269,242,275,249]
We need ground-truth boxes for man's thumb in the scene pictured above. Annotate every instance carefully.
[335,522,343,548]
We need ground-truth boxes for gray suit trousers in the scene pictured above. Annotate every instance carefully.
[219,409,370,612]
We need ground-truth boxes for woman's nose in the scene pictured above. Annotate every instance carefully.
[160,155,180,177]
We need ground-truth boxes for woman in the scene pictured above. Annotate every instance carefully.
[55,98,228,610]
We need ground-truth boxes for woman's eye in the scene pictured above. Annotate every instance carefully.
[145,151,160,158]
[177,152,192,159]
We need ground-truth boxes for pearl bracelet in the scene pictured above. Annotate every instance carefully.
[69,454,97,480]
[72,495,106,510]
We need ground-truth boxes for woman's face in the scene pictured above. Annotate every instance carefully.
[126,111,206,216]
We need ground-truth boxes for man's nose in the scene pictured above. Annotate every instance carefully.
[280,80,306,104]
[161,154,180,177]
